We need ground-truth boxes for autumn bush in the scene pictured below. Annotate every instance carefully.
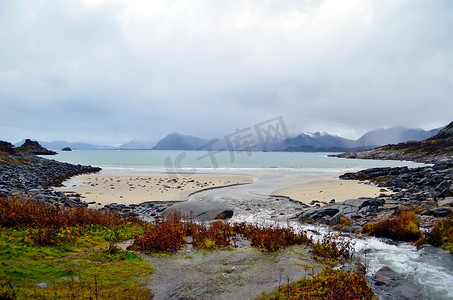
[362,211,422,241]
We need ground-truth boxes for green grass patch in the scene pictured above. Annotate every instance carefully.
[0,226,153,299]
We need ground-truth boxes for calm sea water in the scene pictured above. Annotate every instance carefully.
[49,150,425,173]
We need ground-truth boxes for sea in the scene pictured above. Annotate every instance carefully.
[51,149,424,173]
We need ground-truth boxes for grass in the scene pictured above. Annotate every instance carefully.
[259,268,376,300]
[0,196,153,299]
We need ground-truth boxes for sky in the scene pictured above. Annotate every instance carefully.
[1,0,452,146]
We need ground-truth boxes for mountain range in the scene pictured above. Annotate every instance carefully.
[16,125,444,152]
[120,125,443,152]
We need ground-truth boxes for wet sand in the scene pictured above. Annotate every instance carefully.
[58,173,255,206]
[271,179,387,205]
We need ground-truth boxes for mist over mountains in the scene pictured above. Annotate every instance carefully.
[17,125,443,152]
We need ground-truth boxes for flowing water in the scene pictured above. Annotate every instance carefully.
[52,150,452,299]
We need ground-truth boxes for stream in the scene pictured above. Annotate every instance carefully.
[189,180,453,299]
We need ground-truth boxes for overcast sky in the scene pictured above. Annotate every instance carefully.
[1,0,452,146]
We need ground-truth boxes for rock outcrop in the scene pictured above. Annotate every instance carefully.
[15,139,57,155]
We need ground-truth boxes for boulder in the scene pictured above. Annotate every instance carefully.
[0,141,16,154]
[438,197,453,207]
[162,200,234,221]
[369,266,423,300]
[430,207,452,217]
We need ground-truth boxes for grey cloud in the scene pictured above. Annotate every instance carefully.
[1,0,452,145]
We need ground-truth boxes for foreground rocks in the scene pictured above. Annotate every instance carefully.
[297,162,453,229]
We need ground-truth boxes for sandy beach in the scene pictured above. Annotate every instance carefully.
[271,179,388,205]
[58,173,255,206]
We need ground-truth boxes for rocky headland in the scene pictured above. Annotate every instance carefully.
[0,140,100,207]
[304,121,453,230]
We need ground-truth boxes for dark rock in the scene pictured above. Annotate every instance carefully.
[329,213,344,225]
[368,266,423,300]
[0,141,16,154]
[430,207,452,217]
[435,180,451,192]
[439,188,453,198]
[61,147,72,151]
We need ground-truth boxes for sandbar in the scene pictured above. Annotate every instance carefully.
[58,173,254,206]
[271,179,387,205]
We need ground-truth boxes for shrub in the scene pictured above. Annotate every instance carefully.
[362,211,422,241]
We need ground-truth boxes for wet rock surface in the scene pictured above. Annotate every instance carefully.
[143,243,322,300]
[162,199,234,221]
[368,266,423,300]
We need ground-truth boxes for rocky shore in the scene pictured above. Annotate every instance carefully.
[0,150,100,207]
[297,162,453,230]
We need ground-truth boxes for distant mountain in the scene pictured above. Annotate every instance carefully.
[151,133,210,150]
[119,139,155,149]
[355,127,441,147]
[274,132,358,152]
[14,140,116,150]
